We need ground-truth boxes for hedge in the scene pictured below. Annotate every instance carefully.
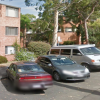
[28,41,51,57]
[0,56,8,64]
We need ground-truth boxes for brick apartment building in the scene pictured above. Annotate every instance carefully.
[57,23,79,44]
[0,4,20,61]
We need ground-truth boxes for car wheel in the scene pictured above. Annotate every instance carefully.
[53,72,61,81]
[82,64,91,72]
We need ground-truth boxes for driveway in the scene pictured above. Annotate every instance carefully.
[0,66,100,100]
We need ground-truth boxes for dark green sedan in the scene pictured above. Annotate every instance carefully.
[35,55,90,81]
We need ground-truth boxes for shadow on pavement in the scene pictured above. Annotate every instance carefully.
[0,66,8,79]
[53,81,100,96]
[1,78,45,94]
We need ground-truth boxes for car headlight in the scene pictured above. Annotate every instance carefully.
[62,70,75,76]
[85,68,89,73]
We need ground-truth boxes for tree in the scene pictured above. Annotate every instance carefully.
[25,14,36,22]
[63,0,100,44]
[21,14,31,47]
[88,18,100,46]
[25,0,79,46]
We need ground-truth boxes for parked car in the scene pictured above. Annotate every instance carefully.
[35,55,90,81]
[6,62,53,90]
[49,44,100,71]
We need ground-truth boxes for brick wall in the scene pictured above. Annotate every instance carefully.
[0,4,20,61]
[57,23,80,44]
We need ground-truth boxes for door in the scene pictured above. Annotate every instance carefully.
[44,58,54,74]
[37,57,48,72]
[71,49,84,64]
[9,64,17,80]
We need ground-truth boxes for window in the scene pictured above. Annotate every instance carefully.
[5,46,15,54]
[65,27,72,32]
[6,6,18,17]
[61,49,71,55]
[72,49,81,55]
[6,27,18,35]
[50,49,60,54]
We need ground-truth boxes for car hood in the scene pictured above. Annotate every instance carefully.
[18,71,49,77]
[55,64,86,71]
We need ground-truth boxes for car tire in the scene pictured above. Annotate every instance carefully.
[53,72,61,81]
[82,64,91,72]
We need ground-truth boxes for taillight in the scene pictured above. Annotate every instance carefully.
[44,75,52,81]
[19,75,52,82]
[19,77,25,81]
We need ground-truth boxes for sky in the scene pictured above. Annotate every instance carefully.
[0,0,40,18]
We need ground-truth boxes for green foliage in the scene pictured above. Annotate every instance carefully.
[88,18,100,47]
[30,31,53,44]
[25,14,36,22]
[15,49,35,61]
[0,56,8,64]
[28,41,51,57]
[21,14,31,29]
[63,41,75,45]
[12,41,20,52]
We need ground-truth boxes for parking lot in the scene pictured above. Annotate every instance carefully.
[0,66,100,100]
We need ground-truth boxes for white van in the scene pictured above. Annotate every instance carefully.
[49,44,100,71]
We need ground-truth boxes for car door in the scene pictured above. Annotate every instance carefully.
[36,57,48,72]
[9,64,17,80]
[44,58,54,74]
[71,49,84,64]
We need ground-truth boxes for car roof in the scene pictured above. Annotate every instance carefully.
[51,44,95,49]
[12,61,37,66]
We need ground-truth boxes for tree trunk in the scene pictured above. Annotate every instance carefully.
[23,25,26,48]
[84,20,89,44]
[52,10,58,47]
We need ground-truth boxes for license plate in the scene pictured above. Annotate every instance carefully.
[33,85,41,88]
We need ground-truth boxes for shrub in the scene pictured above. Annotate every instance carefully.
[63,41,75,45]
[0,56,8,64]
[15,49,35,61]
[28,41,51,57]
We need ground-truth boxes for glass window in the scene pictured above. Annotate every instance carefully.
[18,64,44,73]
[50,56,75,66]
[9,64,16,71]
[80,47,100,55]
[6,6,18,17]
[50,49,60,54]
[5,46,15,54]
[61,49,71,55]
[45,58,51,64]
[73,49,81,55]
[6,27,18,35]
[65,27,72,32]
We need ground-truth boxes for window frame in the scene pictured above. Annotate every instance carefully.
[6,6,19,18]
[5,26,18,36]
[5,46,15,55]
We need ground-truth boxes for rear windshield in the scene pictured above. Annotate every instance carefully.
[18,64,44,73]
[80,47,100,55]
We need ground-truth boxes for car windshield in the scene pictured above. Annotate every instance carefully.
[50,57,75,66]
[80,47,100,55]
[18,64,44,73]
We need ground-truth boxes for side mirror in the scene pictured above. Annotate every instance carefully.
[77,53,82,56]
[7,66,10,69]
[48,63,52,67]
